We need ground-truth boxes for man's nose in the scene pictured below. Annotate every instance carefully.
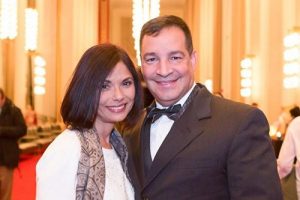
[156,60,172,77]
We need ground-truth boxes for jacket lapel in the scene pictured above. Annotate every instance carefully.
[122,110,146,195]
[128,131,145,197]
[143,84,213,188]
[140,117,152,179]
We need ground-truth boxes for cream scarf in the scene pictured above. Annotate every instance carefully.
[75,128,130,200]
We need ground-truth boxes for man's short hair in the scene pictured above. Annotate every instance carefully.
[140,15,194,55]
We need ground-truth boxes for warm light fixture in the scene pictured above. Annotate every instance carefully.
[283,28,300,89]
[25,8,38,51]
[0,0,17,39]
[132,0,160,66]
[240,56,253,97]
[33,55,46,95]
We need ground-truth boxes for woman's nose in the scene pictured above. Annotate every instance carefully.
[113,86,124,100]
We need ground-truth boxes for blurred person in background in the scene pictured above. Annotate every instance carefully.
[272,106,300,139]
[277,106,300,200]
[24,104,38,127]
[289,106,300,120]
[0,88,27,200]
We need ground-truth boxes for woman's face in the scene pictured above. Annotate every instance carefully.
[97,61,135,125]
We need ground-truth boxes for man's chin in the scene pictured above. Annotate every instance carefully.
[155,97,179,107]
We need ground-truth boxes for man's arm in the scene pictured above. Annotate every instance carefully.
[227,108,283,200]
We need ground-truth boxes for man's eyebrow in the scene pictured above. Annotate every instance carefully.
[169,50,185,55]
[143,52,156,58]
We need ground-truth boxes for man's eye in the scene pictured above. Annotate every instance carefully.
[170,56,182,61]
[169,56,183,64]
[144,57,157,64]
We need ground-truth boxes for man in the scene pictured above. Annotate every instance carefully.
[0,88,27,200]
[277,114,300,199]
[125,15,283,199]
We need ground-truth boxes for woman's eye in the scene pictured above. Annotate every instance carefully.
[123,80,133,87]
[102,84,110,89]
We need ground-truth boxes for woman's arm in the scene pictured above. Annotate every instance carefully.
[36,129,81,200]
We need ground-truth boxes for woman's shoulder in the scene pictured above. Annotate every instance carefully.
[56,128,79,141]
[36,129,80,200]
[40,129,81,159]
[48,129,79,146]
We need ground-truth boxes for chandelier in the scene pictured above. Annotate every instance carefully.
[283,28,300,89]
[240,56,254,98]
[132,0,160,66]
[0,0,17,39]
[25,7,38,51]
[33,55,46,95]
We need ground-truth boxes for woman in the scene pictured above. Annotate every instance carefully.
[36,43,143,200]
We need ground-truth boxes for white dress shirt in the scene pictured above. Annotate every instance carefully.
[150,83,196,160]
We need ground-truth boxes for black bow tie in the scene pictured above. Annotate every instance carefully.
[147,104,182,123]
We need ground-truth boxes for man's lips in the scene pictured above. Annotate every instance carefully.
[155,78,178,86]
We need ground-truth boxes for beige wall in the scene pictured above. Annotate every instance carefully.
[0,0,99,120]
[109,0,185,65]
[189,0,300,122]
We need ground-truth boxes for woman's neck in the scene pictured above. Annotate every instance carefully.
[94,121,114,149]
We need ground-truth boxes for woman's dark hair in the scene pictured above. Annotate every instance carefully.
[140,15,194,55]
[60,43,143,130]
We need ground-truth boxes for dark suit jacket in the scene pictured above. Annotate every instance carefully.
[0,98,27,168]
[124,84,283,200]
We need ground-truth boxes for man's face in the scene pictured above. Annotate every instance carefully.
[141,26,196,107]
